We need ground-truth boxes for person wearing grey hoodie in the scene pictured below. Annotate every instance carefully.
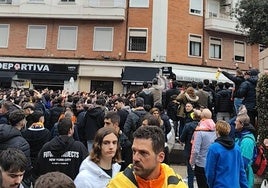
[190,108,216,188]
[149,75,166,106]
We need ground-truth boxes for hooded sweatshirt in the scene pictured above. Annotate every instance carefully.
[74,156,121,188]
[82,106,105,140]
[34,135,88,179]
[205,136,248,188]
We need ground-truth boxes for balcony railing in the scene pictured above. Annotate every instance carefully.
[205,12,243,35]
[88,0,125,7]
[0,0,126,20]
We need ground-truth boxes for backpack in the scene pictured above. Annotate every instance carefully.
[252,145,267,176]
[238,135,267,176]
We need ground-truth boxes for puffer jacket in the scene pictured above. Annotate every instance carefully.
[222,71,245,98]
[0,124,31,167]
[236,76,258,111]
[215,89,233,113]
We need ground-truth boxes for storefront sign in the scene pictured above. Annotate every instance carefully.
[0,62,78,74]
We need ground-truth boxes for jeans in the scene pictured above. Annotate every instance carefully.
[216,112,231,122]
[186,158,194,188]
[87,140,93,152]
[234,97,243,115]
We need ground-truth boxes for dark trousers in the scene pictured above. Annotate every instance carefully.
[194,165,208,188]
[186,158,194,188]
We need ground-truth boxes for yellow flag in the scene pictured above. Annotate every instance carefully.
[215,71,221,80]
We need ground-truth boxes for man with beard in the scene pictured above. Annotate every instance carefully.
[107,126,187,188]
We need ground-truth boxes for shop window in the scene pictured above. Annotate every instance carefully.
[209,37,221,59]
[93,27,113,51]
[190,0,203,15]
[27,25,47,49]
[189,35,202,57]
[57,26,77,50]
[128,28,147,52]
[234,41,245,62]
[91,80,113,95]
[129,0,149,8]
[0,24,9,48]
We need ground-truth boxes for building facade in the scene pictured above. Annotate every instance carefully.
[0,0,260,94]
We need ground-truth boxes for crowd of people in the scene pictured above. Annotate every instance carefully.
[0,65,264,188]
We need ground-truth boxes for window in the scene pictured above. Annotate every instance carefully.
[93,27,113,51]
[234,41,245,62]
[129,0,149,8]
[0,0,12,4]
[189,35,202,57]
[209,37,221,59]
[91,80,113,95]
[190,0,203,15]
[128,28,147,52]
[208,0,219,18]
[27,25,47,49]
[0,24,9,48]
[57,26,77,50]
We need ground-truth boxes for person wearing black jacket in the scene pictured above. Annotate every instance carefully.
[33,117,88,180]
[180,109,201,188]
[215,82,233,122]
[236,69,259,126]
[81,98,105,152]
[104,111,132,171]
[0,109,32,187]
[218,67,245,114]
[47,96,65,130]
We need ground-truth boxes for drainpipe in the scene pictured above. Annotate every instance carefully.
[124,0,130,60]
[202,0,207,66]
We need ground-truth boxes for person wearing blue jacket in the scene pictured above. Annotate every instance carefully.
[205,120,248,188]
[235,113,256,188]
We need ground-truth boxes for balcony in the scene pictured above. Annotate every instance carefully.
[205,14,244,35]
[0,0,126,20]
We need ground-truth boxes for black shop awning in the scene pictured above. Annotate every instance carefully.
[121,67,159,85]
[0,71,15,82]
[17,72,77,81]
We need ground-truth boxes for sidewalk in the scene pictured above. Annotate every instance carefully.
[170,161,263,188]
[170,164,198,187]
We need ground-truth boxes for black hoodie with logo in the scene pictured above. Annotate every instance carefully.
[34,135,88,180]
